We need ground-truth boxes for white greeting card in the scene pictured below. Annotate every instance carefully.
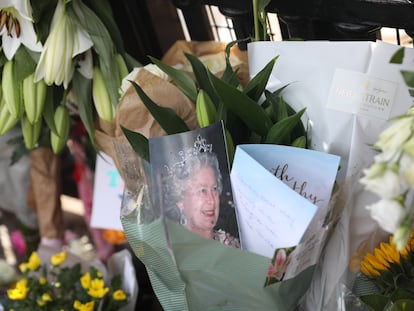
[90,152,124,230]
[230,144,340,259]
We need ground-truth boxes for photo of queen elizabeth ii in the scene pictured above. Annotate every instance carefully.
[149,121,240,248]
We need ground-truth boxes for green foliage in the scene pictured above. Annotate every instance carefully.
[123,41,308,165]
[121,125,149,162]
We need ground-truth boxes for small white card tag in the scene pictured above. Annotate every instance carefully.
[91,152,124,230]
[327,68,399,120]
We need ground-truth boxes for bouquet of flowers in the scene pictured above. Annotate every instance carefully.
[0,0,137,159]
[346,48,414,311]
[2,250,129,311]
[108,35,345,310]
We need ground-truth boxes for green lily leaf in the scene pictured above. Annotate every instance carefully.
[360,294,390,311]
[209,72,272,137]
[388,299,414,311]
[244,56,278,102]
[265,108,306,144]
[220,40,244,86]
[129,80,190,134]
[390,288,414,302]
[291,136,307,148]
[401,70,414,88]
[390,47,405,64]
[31,0,57,42]
[83,0,125,55]
[14,47,37,81]
[264,90,287,123]
[72,71,97,150]
[185,53,220,106]
[69,0,119,108]
[121,126,149,162]
[148,56,198,102]
[42,85,59,136]
[124,52,142,70]
[273,83,291,96]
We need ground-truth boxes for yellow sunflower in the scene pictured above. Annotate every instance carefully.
[360,230,414,278]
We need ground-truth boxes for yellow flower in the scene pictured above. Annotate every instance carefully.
[18,262,27,273]
[26,251,41,270]
[7,278,28,300]
[41,293,52,302]
[361,230,414,278]
[37,299,46,307]
[39,277,47,285]
[360,259,381,277]
[87,278,109,298]
[80,272,91,289]
[73,300,95,311]
[50,250,67,266]
[113,289,127,301]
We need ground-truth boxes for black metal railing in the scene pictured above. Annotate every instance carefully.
[172,0,414,49]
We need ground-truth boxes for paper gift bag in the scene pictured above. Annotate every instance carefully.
[248,40,414,310]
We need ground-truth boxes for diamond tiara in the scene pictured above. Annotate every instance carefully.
[164,134,213,175]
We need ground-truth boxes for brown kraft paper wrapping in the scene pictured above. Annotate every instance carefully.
[27,147,64,240]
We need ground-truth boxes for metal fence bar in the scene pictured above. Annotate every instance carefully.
[177,4,413,47]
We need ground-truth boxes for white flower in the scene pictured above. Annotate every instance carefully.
[398,153,414,188]
[34,0,93,89]
[120,64,170,96]
[375,116,413,152]
[393,222,412,251]
[360,164,401,199]
[143,63,170,81]
[366,199,406,233]
[0,0,42,60]
[76,49,93,79]
[402,135,414,158]
[0,259,17,284]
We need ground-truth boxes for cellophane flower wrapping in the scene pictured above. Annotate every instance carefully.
[114,140,317,311]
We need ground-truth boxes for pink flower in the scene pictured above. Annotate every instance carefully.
[11,230,26,256]
[267,249,292,281]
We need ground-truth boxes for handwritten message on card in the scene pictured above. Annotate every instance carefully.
[230,145,340,259]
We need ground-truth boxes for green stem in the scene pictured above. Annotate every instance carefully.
[253,0,260,41]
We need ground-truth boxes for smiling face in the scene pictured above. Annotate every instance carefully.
[177,166,220,239]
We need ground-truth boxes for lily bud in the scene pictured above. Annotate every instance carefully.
[92,66,115,122]
[2,60,22,117]
[23,73,47,124]
[50,105,70,154]
[21,115,42,150]
[0,98,19,135]
[196,90,218,128]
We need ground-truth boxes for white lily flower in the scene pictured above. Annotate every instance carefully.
[0,0,42,60]
[360,165,401,199]
[34,0,93,89]
[366,199,406,233]
[76,49,93,79]
[375,116,413,152]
